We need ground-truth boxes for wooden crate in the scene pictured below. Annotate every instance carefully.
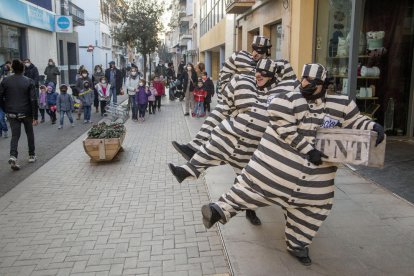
[315,128,386,168]
[83,132,126,162]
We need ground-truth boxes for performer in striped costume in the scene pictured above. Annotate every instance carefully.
[169,59,299,225]
[171,36,276,161]
[201,63,385,266]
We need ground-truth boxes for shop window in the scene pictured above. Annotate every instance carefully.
[247,28,260,53]
[0,24,22,64]
[315,0,414,135]
[269,23,282,59]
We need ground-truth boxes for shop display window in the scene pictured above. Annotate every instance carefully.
[0,24,22,64]
[315,0,414,135]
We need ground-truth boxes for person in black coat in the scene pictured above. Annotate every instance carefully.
[201,72,215,113]
[179,63,198,116]
[105,61,123,105]
[23,58,40,89]
[0,59,38,170]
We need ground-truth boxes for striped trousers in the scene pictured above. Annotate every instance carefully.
[212,180,333,256]
[182,126,258,178]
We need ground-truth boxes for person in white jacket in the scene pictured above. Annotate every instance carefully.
[126,67,141,121]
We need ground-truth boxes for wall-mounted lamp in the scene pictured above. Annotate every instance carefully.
[283,0,289,9]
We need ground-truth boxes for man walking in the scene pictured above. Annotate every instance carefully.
[105,61,123,105]
[23,58,40,89]
[0,60,38,171]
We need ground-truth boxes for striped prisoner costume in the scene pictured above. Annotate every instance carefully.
[187,58,297,152]
[211,90,376,256]
[181,73,299,178]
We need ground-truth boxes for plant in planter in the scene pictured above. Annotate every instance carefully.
[84,122,126,161]
[87,122,126,139]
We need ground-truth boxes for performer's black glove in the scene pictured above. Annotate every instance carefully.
[373,123,385,147]
[307,149,328,166]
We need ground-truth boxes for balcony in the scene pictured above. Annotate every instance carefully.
[225,0,255,14]
[61,1,85,26]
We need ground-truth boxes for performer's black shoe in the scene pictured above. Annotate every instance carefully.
[201,204,222,229]
[171,141,196,161]
[168,163,191,183]
[245,209,262,225]
[289,248,312,266]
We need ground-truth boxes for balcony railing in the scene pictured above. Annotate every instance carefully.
[61,1,85,26]
[225,0,255,14]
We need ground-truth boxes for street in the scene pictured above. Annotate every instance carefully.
[0,95,128,198]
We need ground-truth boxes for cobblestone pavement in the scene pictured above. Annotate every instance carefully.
[0,99,230,276]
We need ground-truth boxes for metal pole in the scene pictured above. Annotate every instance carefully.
[92,50,94,72]
[347,0,364,99]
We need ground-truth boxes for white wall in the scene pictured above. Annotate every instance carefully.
[27,28,57,76]
[225,14,235,59]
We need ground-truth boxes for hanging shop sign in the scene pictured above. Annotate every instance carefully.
[55,15,73,33]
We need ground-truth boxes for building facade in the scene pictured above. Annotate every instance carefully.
[0,0,58,79]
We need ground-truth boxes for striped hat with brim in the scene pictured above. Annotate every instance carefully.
[301,63,327,81]
[252,35,272,48]
[255,59,277,77]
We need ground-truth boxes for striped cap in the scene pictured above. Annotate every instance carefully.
[252,35,272,48]
[255,59,277,76]
[301,63,327,81]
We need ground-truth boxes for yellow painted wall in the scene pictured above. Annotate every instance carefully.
[199,19,226,52]
[290,0,315,76]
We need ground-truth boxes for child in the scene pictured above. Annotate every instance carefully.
[192,78,207,117]
[148,82,157,114]
[38,85,48,123]
[95,76,111,116]
[56,84,75,129]
[79,80,94,123]
[152,75,165,112]
[201,72,215,114]
[46,82,58,124]
[135,80,150,122]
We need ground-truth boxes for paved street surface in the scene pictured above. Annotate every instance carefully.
[353,138,414,204]
[0,98,230,276]
[0,94,128,198]
[0,95,413,275]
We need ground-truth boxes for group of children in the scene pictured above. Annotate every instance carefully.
[126,72,165,122]
[38,75,114,129]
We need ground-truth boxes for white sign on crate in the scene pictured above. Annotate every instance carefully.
[315,128,386,168]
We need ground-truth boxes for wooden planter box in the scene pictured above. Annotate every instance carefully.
[315,128,386,168]
[83,132,126,162]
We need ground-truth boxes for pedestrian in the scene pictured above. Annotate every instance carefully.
[168,58,299,226]
[44,58,60,86]
[195,62,205,78]
[105,61,123,105]
[192,78,207,117]
[201,72,214,114]
[126,66,140,121]
[135,80,150,122]
[155,61,166,78]
[148,82,157,115]
[75,69,92,120]
[79,80,94,123]
[179,63,198,116]
[76,65,85,81]
[57,84,75,129]
[0,61,12,82]
[0,105,8,138]
[177,60,185,79]
[0,59,38,170]
[23,58,40,90]
[46,82,58,124]
[201,63,385,266]
[166,62,176,87]
[92,65,104,113]
[152,75,165,112]
[38,85,48,123]
[95,76,111,116]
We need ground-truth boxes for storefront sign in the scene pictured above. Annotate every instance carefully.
[0,0,55,32]
[55,16,73,33]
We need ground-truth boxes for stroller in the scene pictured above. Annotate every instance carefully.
[171,79,184,101]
